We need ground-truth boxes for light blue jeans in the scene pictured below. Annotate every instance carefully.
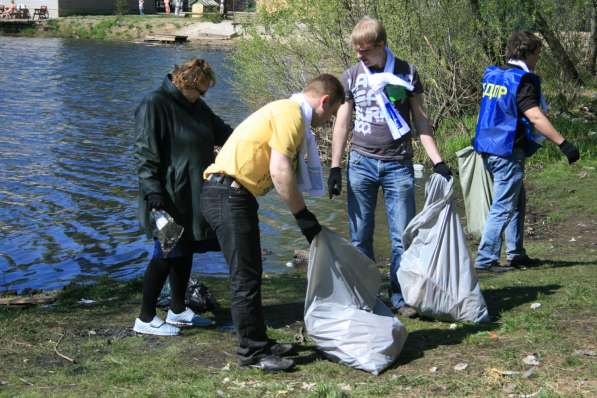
[347,150,415,297]
[476,148,526,267]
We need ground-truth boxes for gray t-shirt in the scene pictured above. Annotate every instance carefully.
[341,58,424,160]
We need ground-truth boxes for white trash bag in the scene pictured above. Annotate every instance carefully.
[397,174,489,323]
[305,228,408,375]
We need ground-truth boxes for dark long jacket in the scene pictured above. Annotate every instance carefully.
[135,75,232,241]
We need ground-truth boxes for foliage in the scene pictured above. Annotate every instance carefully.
[201,12,225,23]
[231,0,597,164]
[232,0,493,116]
[115,0,129,15]
[28,16,201,41]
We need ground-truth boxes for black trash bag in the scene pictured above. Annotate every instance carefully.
[157,281,172,308]
[185,278,218,314]
[157,278,218,314]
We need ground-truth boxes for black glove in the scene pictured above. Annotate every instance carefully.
[559,140,580,164]
[432,161,452,180]
[146,193,166,210]
[327,167,342,199]
[293,207,322,244]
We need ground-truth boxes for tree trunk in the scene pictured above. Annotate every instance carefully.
[589,0,597,75]
[533,8,584,85]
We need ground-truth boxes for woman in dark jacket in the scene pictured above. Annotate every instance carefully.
[133,58,233,335]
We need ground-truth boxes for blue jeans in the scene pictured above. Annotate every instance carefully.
[476,148,526,267]
[347,150,415,295]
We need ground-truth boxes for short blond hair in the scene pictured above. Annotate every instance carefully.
[171,58,215,91]
[351,16,386,47]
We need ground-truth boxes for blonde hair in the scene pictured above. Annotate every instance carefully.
[171,58,215,91]
[351,16,387,47]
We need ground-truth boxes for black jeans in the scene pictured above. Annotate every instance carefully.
[201,179,269,360]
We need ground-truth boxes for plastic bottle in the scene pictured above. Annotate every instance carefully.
[151,209,184,256]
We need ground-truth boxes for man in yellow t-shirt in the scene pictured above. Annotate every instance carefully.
[201,74,344,372]
[203,98,305,197]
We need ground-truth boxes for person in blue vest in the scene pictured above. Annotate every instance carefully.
[473,31,580,272]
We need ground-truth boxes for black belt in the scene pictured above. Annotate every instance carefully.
[206,173,243,189]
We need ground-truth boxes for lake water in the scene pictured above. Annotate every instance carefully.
[0,37,424,293]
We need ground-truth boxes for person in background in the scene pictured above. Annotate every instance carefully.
[328,16,451,318]
[1,1,16,18]
[133,58,233,336]
[163,0,170,14]
[138,0,144,16]
[473,31,580,272]
[201,74,344,371]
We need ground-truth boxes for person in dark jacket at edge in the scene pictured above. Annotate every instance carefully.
[473,31,580,273]
[133,58,233,336]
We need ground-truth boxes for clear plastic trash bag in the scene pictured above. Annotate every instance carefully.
[397,174,489,323]
[305,228,407,375]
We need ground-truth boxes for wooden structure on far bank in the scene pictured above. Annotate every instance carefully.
[8,0,156,19]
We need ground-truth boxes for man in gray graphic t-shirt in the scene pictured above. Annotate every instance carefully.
[342,58,422,159]
[328,16,452,318]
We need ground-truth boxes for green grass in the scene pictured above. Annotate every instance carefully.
[0,160,595,397]
[415,92,597,171]
[23,15,200,41]
[200,13,225,23]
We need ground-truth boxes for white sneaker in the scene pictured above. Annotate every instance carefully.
[166,307,215,327]
[133,315,180,336]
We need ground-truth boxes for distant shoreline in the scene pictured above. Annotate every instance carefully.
[1,15,240,47]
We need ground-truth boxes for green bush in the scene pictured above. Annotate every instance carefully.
[115,0,128,15]
[231,0,596,164]
[46,19,59,32]
[200,13,224,23]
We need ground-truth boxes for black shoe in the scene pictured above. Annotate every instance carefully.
[243,354,295,372]
[475,262,514,273]
[508,255,540,269]
[270,342,295,357]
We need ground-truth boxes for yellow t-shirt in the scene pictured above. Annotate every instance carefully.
[204,99,304,197]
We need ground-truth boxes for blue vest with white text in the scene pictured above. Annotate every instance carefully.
[473,66,541,157]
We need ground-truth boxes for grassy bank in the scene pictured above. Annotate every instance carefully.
[413,92,597,170]
[0,159,595,397]
[19,15,205,41]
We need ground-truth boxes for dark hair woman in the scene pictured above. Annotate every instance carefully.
[133,58,232,335]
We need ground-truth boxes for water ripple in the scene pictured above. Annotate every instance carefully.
[0,37,398,293]
[0,37,251,292]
